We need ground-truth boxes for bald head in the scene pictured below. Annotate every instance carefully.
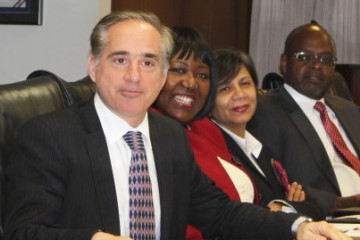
[284,24,336,57]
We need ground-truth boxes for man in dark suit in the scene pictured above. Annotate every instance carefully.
[4,11,349,240]
[249,23,360,215]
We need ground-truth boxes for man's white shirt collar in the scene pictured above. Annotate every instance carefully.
[284,83,325,105]
[94,93,151,144]
[284,83,336,118]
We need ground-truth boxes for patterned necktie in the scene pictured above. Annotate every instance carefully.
[314,101,360,176]
[123,131,155,240]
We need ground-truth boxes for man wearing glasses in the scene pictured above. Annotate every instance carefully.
[249,23,360,217]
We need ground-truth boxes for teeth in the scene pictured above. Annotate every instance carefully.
[174,95,194,105]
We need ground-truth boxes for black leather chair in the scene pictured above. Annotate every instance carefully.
[0,75,68,163]
[1,69,96,165]
[1,70,96,164]
[27,70,96,106]
[262,72,284,89]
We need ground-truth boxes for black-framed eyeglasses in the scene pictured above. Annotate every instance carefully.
[293,51,337,66]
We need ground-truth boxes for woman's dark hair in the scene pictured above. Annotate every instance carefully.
[214,49,258,88]
[170,26,217,120]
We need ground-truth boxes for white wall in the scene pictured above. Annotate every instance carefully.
[0,0,110,84]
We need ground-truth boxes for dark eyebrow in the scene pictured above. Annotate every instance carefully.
[107,51,160,61]
[107,51,129,59]
[240,76,251,81]
[143,53,160,60]
[170,60,188,66]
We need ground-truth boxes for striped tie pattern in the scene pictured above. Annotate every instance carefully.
[314,101,360,176]
[123,131,155,240]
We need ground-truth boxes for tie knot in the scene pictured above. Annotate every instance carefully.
[123,131,145,151]
[314,101,326,114]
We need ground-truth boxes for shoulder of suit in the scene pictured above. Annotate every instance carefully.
[148,110,184,129]
[325,94,360,111]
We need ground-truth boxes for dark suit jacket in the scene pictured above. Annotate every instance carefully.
[222,131,323,220]
[4,99,299,240]
[248,86,360,215]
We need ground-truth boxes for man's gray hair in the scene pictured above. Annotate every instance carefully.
[90,10,174,74]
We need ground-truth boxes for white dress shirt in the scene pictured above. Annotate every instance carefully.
[94,94,161,239]
[284,84,360,196]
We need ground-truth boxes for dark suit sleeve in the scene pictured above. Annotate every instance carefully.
[303,186,337,216]
[4,115,98,240]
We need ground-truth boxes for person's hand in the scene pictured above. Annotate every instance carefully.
[91,231,133,240]
[296,221,351,240]
[286,182,305,202]
[267,202,283,211]
[329,193,360,214]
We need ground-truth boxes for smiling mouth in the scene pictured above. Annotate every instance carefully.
[173,95,195,107]
[232,105,249,113]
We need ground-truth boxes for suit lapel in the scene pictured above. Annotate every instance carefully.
[326,96,360,156]
[279,88,340,192]
[222,130,286,201]
[255,147,285,190]
[79,101,120,234]
[148,111,173,240]
[222,131,268,183]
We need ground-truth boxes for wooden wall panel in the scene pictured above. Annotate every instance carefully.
[111,0,252,52]
[112,0,183,26]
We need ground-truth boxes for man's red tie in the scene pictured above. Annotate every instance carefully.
[314,101,360,176]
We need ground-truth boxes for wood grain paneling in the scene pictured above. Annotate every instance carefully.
[112,0,252,52]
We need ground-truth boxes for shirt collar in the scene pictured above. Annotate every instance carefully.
[94,93,150,145]
[212,119,262,158]
[245,131,262,159]
[284,83,326,104]
[284,83,331,115]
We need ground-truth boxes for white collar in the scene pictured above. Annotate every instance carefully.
[283,83,334,116]
[94,93,150,145]
[212,119,262,158]
[284,83,326,105]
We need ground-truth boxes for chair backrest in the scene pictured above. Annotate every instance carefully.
[26,70,96,106]
[328,71,353,102]
[1,70,96,163]
[0,75,67,164]
[261,72,284,89]
[59,75,96,105]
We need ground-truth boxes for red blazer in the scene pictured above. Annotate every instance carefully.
[185,117,258,240]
